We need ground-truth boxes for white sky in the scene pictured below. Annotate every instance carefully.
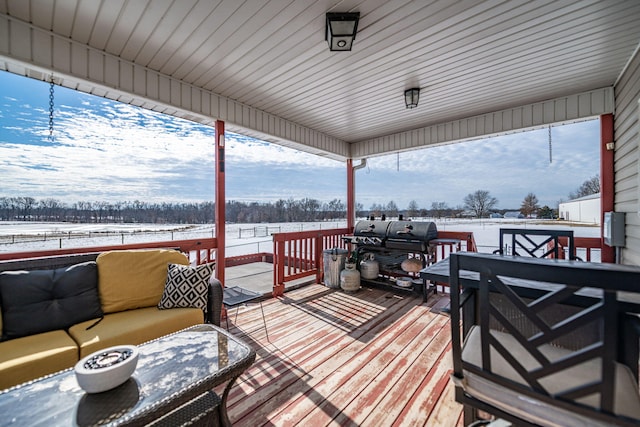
[0,71,600,210]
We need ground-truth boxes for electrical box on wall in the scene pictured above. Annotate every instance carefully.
[603,212,625,247]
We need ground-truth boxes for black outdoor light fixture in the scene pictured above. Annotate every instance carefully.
[404,88,420,109]
[325,12,360,51]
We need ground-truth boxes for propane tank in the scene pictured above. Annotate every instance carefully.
[359,253,379,280]
[340,263,361,292]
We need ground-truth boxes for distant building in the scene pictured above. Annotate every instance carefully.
[489,212,503,218]
[558,193,600,224]
[504,211,524,219]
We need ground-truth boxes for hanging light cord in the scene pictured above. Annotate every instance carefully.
[548,124,552,163]
[48,75,55,142]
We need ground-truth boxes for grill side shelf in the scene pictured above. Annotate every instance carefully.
[360,276,434,302]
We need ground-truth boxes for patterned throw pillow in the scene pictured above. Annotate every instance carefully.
[158,263,214,313]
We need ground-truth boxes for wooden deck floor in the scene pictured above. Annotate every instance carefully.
[218,284,463,427]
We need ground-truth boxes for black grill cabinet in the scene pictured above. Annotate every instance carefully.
[344,219,438,301]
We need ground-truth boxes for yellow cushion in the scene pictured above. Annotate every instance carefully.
[68,306,204,358]
[0,330,78,390]
[96,249,189,313]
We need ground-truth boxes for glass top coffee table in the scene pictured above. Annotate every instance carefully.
[0,324,255,426]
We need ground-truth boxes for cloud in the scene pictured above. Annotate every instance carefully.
[357,121,600,209]
[225,133,341,171]
[0,72,600,210]
[0,83,345,204]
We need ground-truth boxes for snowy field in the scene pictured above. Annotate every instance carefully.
[0,220,346,257]
[0,218,600,258]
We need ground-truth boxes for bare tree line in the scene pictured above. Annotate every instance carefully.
[0,196,350,224]
[568,175,600,200]
[0,197,214,224]
[226,198,350,223]
[1,176,599,224]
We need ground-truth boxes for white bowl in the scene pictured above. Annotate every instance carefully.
[75,345,139,394]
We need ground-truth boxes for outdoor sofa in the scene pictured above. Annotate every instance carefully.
[0,249,223,390]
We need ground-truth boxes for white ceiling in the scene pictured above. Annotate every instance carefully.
[1,0,640,160]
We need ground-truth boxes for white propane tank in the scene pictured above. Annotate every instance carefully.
[359,253,379,280]
[340,263,361,292]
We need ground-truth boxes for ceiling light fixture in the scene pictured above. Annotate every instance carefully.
[325,12,360,51]
[404,88,420,109]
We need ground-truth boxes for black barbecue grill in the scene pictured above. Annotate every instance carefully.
[343,219,438,300]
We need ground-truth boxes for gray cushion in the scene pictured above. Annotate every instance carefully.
[461,326,640,426]
[0,261,103,341]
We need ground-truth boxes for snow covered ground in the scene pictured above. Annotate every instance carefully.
[433,218,600,253]
[0,220,346,256]
[0,218,600,258]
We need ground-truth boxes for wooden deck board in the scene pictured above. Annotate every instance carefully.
[344,318,451,427]
[269,305,439,426]
[221,284,463,426]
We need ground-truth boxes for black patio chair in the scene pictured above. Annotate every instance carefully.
[493,228,579,260]
[449,252,640,427]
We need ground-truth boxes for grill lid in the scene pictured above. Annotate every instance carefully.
[353,220,391,239]
[386,221,437,243]
[349,220,438,250]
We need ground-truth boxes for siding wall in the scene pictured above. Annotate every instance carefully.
[614,46,640,265]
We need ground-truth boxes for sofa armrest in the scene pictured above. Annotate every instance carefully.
[206,277,223,326]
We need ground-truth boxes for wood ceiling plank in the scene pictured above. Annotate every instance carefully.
[70,0,104,44]
[103,0,150,55]
[150,0,247,74]
[30,0,55,31]
[190,0,323,90]
[252,0,579,115]
[222,0,399,100]
[118,0,174,63]
[3,0,29,21]
[51,0,80,37]
[131,0,199,67]
[87,0,127,50]
[151,0,239,76]
[231,0,457,108]
[244,3,528,128]
[260,2,637,137]
[172,0,293,83]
